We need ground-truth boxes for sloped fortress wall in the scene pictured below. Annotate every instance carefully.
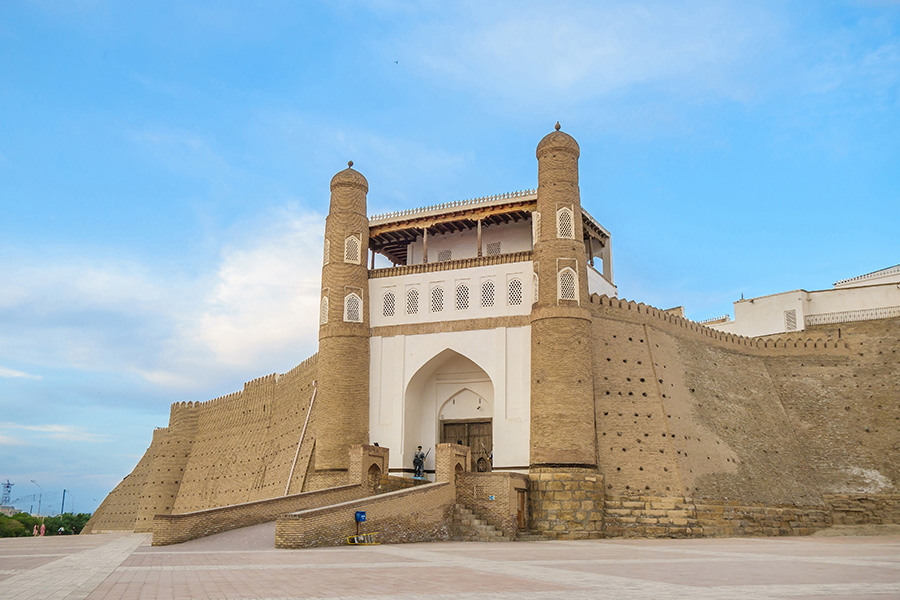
[84,355,320,533]
[590,296,900,515]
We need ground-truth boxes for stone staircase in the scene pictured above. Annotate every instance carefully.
[451,503,511,542]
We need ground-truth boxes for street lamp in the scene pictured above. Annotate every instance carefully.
[30,480,41,516]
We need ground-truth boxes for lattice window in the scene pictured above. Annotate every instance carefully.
[344,235,361,264]
[383,292,395,317]
[784,309,797,332]
[344,293,362,323]
[407,288,419,315]
[430,287,444,312]
[455,283,469,311]
[557,207,574,239]
[532,212,541,244]
[558,268,577,301]
[486,242,501,256]
[533,272,539,304]
[323,239,330,266]
[437,249,452,262]
[508,278,523,306]
[481,280,495,308]
[320,296,329,325]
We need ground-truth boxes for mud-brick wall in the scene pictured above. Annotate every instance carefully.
[589,297,900,507]
[825,494,900,525]
[529,469,604,539]
[133,401,199,532]
[172,356,318,512]
[765,318,900,496]
[82,427,168,533]
[457,472,529,538]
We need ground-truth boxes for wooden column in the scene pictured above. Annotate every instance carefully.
[422,227,429,264]
[477,219,483,257]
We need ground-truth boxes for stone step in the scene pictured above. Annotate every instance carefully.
[451,502,509,543]
[515,530,551,542]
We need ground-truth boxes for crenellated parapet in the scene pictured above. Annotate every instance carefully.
[589,294,850,354]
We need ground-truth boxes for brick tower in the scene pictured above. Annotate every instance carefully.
[313,161,371,485]
[529,125,603,538]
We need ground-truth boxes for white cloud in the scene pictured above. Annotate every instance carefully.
[188,210,324,367]
[0,366,41,380]
[0,423,111,443]
[400,1,782,108]
[0,207,329,395]
[0,434,24,445]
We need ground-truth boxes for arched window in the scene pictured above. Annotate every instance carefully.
[558,268,577,301]
[455,283,469,311]
[407,288,419,315]
[344,235,361,264]
[344,292,362,323]
[320,296,329,324]
[431,286,444,313]
[533,272,539,304]
[382,292,395,317]
[481,280,495,308]
[508,278,523,306]
[323,239,330,266]
[532,211,541,244]
[556,207,574,239]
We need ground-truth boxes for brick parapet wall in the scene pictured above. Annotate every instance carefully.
[529,469,604,540]
[457,472,529,538]
[825,494,900,525]
[374,475,427,494]
[152,483,370,546]
[275,482,456,548]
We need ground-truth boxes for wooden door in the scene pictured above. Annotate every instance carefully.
[441,419,492,472]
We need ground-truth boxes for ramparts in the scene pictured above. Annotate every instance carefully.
[589,293,899,510]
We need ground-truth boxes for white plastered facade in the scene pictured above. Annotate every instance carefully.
[369,326,531,476]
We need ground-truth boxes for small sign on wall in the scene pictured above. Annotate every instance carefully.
[355,511,367,522]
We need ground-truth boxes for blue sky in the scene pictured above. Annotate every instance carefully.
[1,1,897,515]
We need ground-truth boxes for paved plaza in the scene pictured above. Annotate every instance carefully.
[1,524,899,599]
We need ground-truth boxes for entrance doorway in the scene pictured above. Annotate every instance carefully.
[441,419,492,472]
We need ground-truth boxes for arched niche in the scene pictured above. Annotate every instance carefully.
[403,349,494,475]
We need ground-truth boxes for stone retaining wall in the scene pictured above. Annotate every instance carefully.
[603,495,830,538]
[529,469,604,539]
[825,494,900,525]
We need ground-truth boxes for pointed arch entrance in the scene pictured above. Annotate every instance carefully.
[404,349,494,474]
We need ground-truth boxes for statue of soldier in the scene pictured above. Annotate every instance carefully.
[413,445,426,478]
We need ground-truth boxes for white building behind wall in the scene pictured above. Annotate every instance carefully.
[365,190,616,476]
[705,264,900,338]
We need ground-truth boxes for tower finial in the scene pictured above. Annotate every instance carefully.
[555,121,561,131]
[348,160,354,168]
